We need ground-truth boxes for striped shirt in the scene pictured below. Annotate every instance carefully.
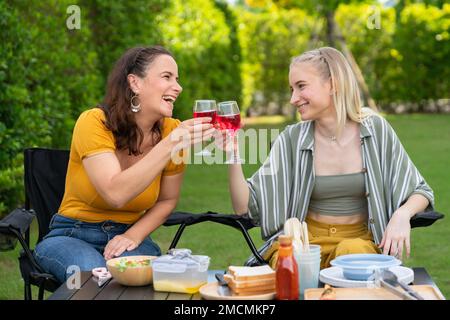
[246,108,435,247]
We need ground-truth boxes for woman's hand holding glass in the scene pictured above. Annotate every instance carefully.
[165,117,215,154]
[213,128,234,154]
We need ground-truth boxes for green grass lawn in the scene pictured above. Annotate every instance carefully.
[0,113,449,299]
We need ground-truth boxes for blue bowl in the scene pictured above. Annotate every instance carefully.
[330,254,402,281]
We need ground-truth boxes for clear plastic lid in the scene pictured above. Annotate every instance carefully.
[152,249,210,273]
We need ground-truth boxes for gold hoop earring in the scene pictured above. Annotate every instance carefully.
[131,94,141,113]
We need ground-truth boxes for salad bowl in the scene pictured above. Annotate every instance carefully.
[106,255,157,286]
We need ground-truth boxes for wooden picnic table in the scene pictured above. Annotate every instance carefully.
[48,267,443,300]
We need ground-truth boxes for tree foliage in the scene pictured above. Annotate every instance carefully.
[236,5,314,112]
[0,0,448,215]
[158,0,242,119]
[335,3,449,107]
[0,0,102,213]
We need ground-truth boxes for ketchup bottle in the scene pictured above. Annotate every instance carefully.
[275,235,299,300]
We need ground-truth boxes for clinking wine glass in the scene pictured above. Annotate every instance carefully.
[217,101,242,164]
[193,100,217,157]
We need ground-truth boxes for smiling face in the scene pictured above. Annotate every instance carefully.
[128,54,182,118]
[289,62,334,121]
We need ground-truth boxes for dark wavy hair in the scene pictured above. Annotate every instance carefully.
[99,46,174,156]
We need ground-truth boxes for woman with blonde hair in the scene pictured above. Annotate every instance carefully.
[220,47,434,269]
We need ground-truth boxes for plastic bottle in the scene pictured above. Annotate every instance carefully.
[275,235,299,300]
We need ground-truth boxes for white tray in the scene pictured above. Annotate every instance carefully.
[319,266,414,288]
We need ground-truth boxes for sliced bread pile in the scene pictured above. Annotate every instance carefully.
[223,265,276,296]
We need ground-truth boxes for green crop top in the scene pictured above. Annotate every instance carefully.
[308,172,368,216]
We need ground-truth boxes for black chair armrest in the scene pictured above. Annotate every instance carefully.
[30,271,59,283]
[0,208,35,233]
[410,211,444,228]
[0,208,35,251]
[163,211,256,231]
[164,211,266,265]
[0,208,44,273]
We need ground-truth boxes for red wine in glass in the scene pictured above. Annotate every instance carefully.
[217,113,241,133]
[217,101,242,163]
[193,100,217,156]
[193,110,217,124]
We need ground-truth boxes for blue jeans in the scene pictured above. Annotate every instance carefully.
[34,214,161,283]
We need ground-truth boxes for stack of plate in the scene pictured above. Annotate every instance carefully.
[320,254,414,288]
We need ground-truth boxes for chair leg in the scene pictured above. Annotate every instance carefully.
[235,220,267,265]
[168,223,187,250]
[24,282,32,300]
[38,281,46,300]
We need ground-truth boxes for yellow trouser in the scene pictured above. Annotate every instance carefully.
[264,216,381,269]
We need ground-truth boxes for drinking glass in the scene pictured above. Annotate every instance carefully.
[295,245,321,300]
[193,100,217,157]
[217,101,242,164]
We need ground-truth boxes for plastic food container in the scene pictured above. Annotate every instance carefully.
[330,253,401,281]
[152,249,210,294]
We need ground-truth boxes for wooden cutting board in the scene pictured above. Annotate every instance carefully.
[304,285,445,300]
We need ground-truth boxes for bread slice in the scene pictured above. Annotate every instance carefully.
[230,283,275,294]
[227,265,275,281]
[224,265,276,295]
[223,274,275,289]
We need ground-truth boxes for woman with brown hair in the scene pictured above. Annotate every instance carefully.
[34,46,214,282]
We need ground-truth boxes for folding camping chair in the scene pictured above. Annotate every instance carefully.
[0,148,444,300]
[0,148,266,300]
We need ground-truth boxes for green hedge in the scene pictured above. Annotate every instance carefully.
[0,0,101,213]
[235,5,314,113]
[335,3,450,108]
[79,0,167,91]
[394,3,449,105]
[158,0,242,120]
[0,1,448,216]
[0,0,243,216]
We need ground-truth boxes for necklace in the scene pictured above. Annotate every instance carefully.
[316,125,338,142]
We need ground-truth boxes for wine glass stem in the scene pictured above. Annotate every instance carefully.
[230,131,238,162]
[234,134,238,161]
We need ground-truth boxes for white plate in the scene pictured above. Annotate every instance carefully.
[199,282,275,300]
[319,266,414,288]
